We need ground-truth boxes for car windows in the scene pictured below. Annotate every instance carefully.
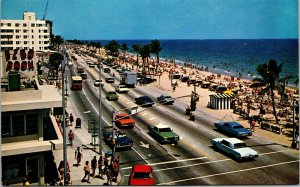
[133,172,152,179]
[224,123,230,128]
[220,140,230,147]
[160,128,171,132]
[233,125,243,129]
[234,143,247,149]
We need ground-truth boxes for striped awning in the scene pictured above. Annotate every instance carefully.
[210,93,234,98]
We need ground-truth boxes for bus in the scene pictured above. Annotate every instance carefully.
[71,76,83,90]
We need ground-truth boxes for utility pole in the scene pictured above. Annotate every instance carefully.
[112,111,116,158]
[61,44,67,186]
[99,59,103,154]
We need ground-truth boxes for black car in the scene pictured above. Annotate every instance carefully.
[105,77,115,83]
[135,96,155,107]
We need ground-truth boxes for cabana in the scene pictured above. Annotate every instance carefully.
[209,93,235,110]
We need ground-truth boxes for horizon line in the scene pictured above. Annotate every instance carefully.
[66,38,298,41]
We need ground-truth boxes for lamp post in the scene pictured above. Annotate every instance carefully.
[61,44,67,186]
[99,59,103,155]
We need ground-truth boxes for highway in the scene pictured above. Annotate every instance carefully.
[65,49,299,185]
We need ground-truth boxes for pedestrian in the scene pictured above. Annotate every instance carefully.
[66,172,73,186]
[57,161,64,180]
[75,147,82,166]
[105,165,112,185]
[82,161,91,183]
[68,130,74,147]
[103,154,109,172]
[69,113,74,126]
[91,156,97,178]
[98,155,104,179]
[250,119,256,132]
[112,160,120,182]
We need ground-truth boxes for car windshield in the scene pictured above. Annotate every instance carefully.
[165,96,172,99]
[120,85,126,88]
[233,125,244,129]
[234,143,247,149]
[160,128,172,132]
[133,172,152,179]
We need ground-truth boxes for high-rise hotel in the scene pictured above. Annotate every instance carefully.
[1,12,52,51]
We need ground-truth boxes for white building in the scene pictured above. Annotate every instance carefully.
[1,77,63,185]
[1,12,52,51]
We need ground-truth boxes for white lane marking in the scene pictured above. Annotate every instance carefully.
[158,160,299,185]
[82,88,110,125]
[121,156,207,170]
[152,149,294,173]
[132,147,150,164]
[149,117,156,121]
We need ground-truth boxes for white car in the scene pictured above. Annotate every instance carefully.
[116,84,129,93]
[211,138,258,161]
[94,79,104,87]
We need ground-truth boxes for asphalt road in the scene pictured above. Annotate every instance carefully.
[65,50,299,185]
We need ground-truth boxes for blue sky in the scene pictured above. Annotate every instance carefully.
[1,0,298,40]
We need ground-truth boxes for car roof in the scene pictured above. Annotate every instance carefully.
[156,124,170,129]
[222,138,244,144]
[225,121,243,126]
[132,164,152,172]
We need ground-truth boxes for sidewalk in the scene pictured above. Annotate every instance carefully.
[52,86,121,185]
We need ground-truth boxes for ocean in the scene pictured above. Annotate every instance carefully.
[94,39,298,85]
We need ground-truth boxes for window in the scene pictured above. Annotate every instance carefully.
[39,41,41,44]
[24,41,28,44]
[15,23,20,27]
[16,35,20,39]
[16,29,20,33]
[16,41,20,44]
[26,114,38,134]
[44,29,48,33]
[24,35,28,39]
[7,23,11,26]
[32,35,34,39]
[12,115,25,136]
[32,41,34,44]
[2,116,11,137]
[31,23,35,27]
[31,29,34,33]
[23,23,27,27]
[23,29,28,33]
[1,113,38,137]
[39,35,41,39]
[1,41,13,45]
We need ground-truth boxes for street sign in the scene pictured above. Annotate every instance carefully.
[88,120,99,133]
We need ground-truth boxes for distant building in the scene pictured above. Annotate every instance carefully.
[1,12,52,51]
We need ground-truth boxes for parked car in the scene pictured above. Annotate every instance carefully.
[104,67,111,73]
[94,79,104,87]
[157,94,174,105]
[105,77,115,83]
[106,91,118,100]
[103,127,133,149]
[128,164,155,186]
[80,73,87,79]
[116,84,129,93]
[115,113,135,128]
[135,96,155,107]
[214,121,252,137]
[216,86,228,93]
[211,137,258,160]
[148,124,179,144]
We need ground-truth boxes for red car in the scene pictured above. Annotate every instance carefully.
[115,113,135,128]
[128,164,155,186]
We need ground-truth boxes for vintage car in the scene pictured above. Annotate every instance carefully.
[148,124,179,144]
[214,121,252,137]
[80,73,87,80]
[116,84,129,93]
[135,96,155,107]
[106,91,119,101]
[211,138,258,160]
[105,77,115,83]
[157,95,175,105]
[103,127,133,149]
[94,79,104,87]
[128,164,155,186]
[115,113,135,128]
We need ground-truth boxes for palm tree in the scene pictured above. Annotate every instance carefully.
[139,44,151,76]
[50,34,64,51]
[250,58,287,122]
[132,44,141,63]
[150,39,163,74]
[105,40,120,57]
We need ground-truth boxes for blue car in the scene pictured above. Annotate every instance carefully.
[103,127,133,149]
[214,121,252,137]
[135,96,155,107]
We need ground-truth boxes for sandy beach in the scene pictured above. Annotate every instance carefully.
[115,53,299,147]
